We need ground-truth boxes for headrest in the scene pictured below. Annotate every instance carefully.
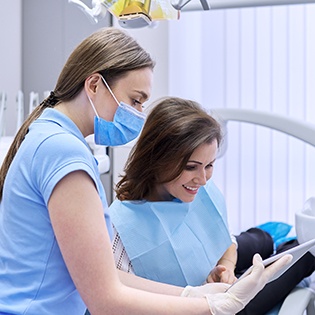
[295,197,315,256]
[301,197,315,216]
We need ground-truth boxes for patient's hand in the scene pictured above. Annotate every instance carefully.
[207,265,237,284]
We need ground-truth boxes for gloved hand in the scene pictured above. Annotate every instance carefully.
[181,282,230,297]
[205,253,292,315]
[181,253,292,315]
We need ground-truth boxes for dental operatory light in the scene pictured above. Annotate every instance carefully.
[70,0,315,28]
[117,0,152,28]
[68,0,179,28]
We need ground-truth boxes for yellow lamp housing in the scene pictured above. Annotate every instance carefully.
[118,0,152,28]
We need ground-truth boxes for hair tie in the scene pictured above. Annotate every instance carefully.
[46,91,58,106]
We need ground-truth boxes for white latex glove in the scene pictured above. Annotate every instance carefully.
[181,282,230,297]
[205,253,292,315]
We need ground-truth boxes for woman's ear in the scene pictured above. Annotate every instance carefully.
[85,73,101,97]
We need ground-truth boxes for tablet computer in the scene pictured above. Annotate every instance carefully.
[227,238,315,291]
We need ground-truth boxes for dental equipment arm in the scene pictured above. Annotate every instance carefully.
[172,0,315,11]
[68,0,107,23]
[211,108,315,148]
[69,0,315,28]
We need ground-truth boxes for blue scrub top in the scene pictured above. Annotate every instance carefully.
[0,109,112,315]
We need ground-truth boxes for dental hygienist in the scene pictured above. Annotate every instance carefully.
[0,27,291,315]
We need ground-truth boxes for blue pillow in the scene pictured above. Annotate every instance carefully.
[257,221,292,244]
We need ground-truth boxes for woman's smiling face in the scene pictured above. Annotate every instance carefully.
[156,140,218,203]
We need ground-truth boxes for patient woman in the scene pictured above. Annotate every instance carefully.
[109,97,315,315]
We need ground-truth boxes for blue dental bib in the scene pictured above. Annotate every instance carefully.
[110,180,232,286]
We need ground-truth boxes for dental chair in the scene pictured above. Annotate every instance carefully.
[274,197,315,315]
[211,108,315,315]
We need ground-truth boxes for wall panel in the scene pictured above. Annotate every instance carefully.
[169,4,315,234]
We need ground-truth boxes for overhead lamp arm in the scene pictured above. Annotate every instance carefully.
[172,0,315,11]
[211,108,315,147]
[69,0,315,28]
[208,108,315,159]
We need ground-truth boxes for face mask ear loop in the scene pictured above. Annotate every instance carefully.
[87,94,99,118]
[100,76,120,106]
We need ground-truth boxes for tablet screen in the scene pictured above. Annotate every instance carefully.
[227,238,315,291]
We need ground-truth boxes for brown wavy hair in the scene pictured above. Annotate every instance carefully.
[115,97,222,201]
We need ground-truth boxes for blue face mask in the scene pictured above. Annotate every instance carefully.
[88,76,146,146]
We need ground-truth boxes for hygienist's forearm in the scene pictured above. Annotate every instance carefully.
[118,269,184,296]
